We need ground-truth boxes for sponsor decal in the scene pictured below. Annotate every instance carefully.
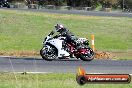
[76,67,131,85]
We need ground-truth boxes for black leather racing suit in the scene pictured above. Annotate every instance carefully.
[51,28,78,47]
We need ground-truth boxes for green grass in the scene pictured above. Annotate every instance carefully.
[0,9,132,59]
[0,73,131,88]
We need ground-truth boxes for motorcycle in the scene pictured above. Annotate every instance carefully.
[40,31,94,61]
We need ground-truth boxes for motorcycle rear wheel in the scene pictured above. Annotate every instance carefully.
[40,46,57,61]
[79,48,94,61]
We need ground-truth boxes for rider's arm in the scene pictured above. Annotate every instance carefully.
[49,31,55,36]
[53,33,61,38]
[60,28,69,36]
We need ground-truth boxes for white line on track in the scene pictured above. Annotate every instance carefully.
[2,72,132,75]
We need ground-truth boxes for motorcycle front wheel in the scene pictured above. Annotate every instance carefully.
[40,45,57,61]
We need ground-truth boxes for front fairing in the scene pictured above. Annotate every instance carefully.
[43,35,52,45]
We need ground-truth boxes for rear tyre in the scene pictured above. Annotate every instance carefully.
[79,48,94,61]
[40,45,57,61]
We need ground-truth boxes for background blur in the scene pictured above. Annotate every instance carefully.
[3,0,132,12]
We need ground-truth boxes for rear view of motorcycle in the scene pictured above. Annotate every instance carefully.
[40,25,94,61]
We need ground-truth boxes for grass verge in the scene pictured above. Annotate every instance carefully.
[0,73,131,88]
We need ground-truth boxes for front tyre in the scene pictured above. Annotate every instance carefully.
[79,48,94,61]
[40,45,57,61]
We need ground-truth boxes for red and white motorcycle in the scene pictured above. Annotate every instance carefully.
[40,31,94,61]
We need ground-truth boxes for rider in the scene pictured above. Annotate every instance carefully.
[50,24,81,49]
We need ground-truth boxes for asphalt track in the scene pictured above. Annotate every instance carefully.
[0,57,132,74]
[0,8,132,17]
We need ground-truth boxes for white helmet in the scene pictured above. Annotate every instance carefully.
[55,24,65,32]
